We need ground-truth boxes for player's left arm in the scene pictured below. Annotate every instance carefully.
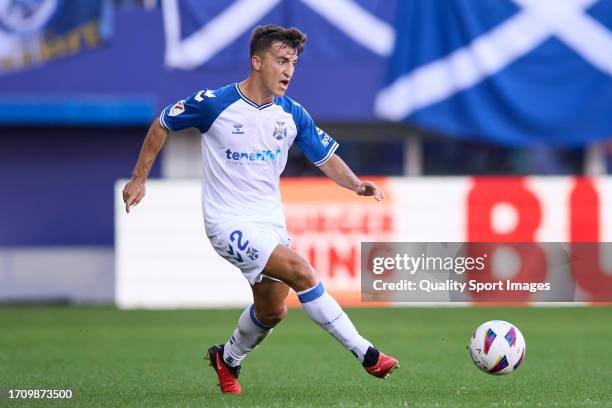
[318,154,384,201]
[292,103,383,201]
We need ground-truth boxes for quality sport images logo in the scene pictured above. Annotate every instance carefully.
[0,0,61,34]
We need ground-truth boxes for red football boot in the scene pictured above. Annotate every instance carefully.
[206,344,242,394]
[363,347,400,379]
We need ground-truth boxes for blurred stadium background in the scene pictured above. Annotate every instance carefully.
[1,1,612,405]
[1,0,611,306]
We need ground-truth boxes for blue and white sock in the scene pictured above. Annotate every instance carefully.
[223,304,274,367]
[297,282,373,362]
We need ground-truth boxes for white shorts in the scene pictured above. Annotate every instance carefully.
[208,222,290,285]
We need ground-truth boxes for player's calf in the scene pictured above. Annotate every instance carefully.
[223,305,275,369]
[255,303,287,326]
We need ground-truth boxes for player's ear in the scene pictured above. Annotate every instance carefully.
[251,54,262,71]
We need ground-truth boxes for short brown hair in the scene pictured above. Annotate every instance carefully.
[250,25,307,57]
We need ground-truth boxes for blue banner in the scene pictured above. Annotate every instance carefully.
[0,0,112,75]
[0,1,395,123]
[164,0,395,69]
[375,0,612,147]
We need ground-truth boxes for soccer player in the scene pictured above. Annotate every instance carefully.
[122,24,398,395]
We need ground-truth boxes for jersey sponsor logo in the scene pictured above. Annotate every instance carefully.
[168,100,185,117]
[0,0,59,34]
[232,123,244,134]
[272,121,288,141]
[224,148,281,162]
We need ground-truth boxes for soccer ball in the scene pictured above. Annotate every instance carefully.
[468,320,526,375]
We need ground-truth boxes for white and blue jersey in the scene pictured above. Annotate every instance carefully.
[160,83,339,237]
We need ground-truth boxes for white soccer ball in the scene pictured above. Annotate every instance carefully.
[468,320,526,375]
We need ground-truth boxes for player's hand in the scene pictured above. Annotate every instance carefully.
[122,177,146,213]
[355,180,384,201]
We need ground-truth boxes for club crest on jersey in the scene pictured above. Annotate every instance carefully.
[232,123,245,134]
[169,100,185,117]
[272,121,288,141]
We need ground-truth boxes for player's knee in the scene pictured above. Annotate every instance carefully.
[288,257,317,290]
[258,304,287,326]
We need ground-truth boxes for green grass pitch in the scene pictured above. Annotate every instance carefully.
[1,306,611,407]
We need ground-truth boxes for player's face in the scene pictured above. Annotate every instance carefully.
[257,42,298,97]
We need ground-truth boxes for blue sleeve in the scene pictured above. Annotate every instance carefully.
[294,106,339,166]
[159,89,216,133]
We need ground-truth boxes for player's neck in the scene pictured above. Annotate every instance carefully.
[238,78,274,106]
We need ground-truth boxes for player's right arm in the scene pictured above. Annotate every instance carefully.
[122,119,168,213]
[123,89,212,213]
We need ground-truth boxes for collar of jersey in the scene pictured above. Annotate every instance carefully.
[235,83,276,110]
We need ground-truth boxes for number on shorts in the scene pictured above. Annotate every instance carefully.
[229,230,250,251]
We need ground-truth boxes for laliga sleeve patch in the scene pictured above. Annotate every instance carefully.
[169,100,185,117]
